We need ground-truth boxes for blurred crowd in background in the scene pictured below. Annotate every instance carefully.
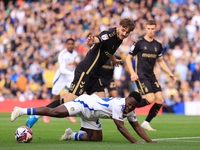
[0,0,200,113]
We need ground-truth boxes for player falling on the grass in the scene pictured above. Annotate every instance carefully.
[26,38,78,127]
[99,54,130,97]
[26,18,135,128]
[11,91,158,144]
[126,20,176,131]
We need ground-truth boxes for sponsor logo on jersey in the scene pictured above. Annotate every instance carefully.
[142,53,157,58]
[67,62,74,66]
[130,45,135,53]
[101,34,109,41]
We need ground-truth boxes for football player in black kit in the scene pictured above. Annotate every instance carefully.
[25,18,135,128]
[99,55,130,97]
[126,20,176,131]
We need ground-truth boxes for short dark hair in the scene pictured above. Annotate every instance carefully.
[66,38,75,43]
[128,91,142,103]
[146,20,156,26]
[119,18,135,32]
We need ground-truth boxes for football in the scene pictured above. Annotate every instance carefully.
[15,126,33,143]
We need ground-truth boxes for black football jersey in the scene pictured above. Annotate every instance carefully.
[99,55,122,83]
[76,27,122,78]
[129,37,163,78]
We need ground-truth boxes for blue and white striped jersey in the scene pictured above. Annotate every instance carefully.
[72,94,137,122]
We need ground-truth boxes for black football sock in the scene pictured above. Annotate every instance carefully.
[137,98,150,108]
[46,98,64,108]
[145,103,162,123]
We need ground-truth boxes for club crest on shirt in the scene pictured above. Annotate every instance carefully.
[70,107,75,111]
[101,34,109,41]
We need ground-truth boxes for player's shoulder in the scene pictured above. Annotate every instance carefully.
[103,27,116,35]
[133,38,143,45]
[72,50,78,55]
[58,49,67,57]
[153,39,162,46]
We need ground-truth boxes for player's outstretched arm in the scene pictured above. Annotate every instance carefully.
[113,119,144,144]
[86,34,100,45]
[129,121,159,143]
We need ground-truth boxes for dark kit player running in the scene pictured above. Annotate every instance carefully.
[126,20,176,131]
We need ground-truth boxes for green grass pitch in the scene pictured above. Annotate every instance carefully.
[0,113,200,150]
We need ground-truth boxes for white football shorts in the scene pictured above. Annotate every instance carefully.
[64,101,102,130]
[52,74,74,95]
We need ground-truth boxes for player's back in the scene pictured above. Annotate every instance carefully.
[74,94,125,119]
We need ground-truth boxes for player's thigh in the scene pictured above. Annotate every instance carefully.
[69,71,90,96]
[84,128,102,141]
[86,78,104,95]
[52,78,66,95]
[52,95,60,102]
[109,90,118,97]
[80,118,102,141]
[154,91,164,104]
[63,101,81,116]
[136,78,153,95]
[107,79,118,97]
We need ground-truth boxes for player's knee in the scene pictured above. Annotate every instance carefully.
[146,95,155,103]
[155,98,164,104]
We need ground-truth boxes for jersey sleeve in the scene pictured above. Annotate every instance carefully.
[158,43,163,57]
[112,105,124,121]
[126,110,137,122]
[96,30,110,44]
[129,41,140,56]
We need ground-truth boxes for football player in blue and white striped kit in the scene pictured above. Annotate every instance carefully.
[11,91,158,144]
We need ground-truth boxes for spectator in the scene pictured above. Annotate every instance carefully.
[32,68,43,85]
[29,59,41,76]
[0,91,4,101]
[191,63,200,83]
[3,88,15,99]
[16,73,28,92]
[42,63,56,98]
[175,57,189,81]
[16,90,25,102]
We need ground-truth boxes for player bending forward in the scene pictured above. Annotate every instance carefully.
[11,91,158,144]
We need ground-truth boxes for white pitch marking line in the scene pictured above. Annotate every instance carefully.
[152,137,200,141]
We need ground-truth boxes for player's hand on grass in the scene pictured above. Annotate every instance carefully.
[134,141,145,144]
[87,34,95,45]
[149,140,159,143]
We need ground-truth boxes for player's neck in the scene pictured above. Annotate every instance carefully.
[144,35,154,42]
